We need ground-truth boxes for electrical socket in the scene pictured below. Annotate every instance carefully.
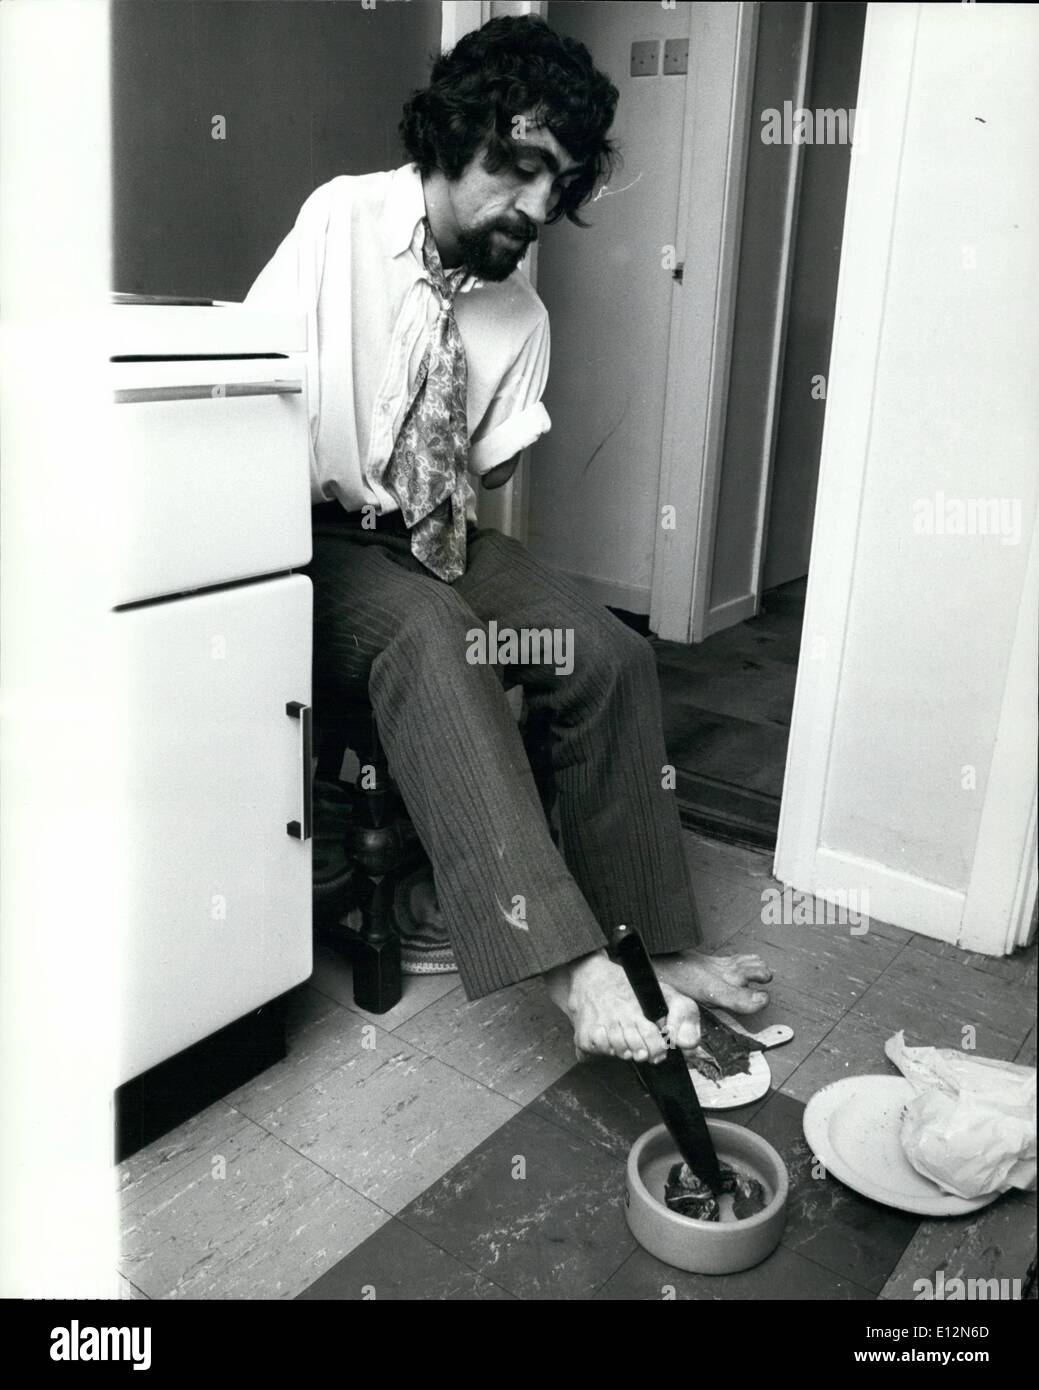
[663,37,689,76]
[630,40,660,78]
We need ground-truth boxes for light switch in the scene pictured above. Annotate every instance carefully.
[663,37,689,76]
[630,40,660,78]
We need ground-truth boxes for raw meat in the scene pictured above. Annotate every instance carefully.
[664,1160,768,1221]
[686,1007,767,1083]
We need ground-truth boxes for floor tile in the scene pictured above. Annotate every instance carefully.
[779,1011,902,1105]
[859,916,915,945]
[399,1109,636,1299]
[851,947,1034,1056]
[880,1192,1037,1300]
[907,933,1037,991]
[393,978,575,1106]
[296,1217,514,1300]
[594,1242,874,1300]
[310,941,460,1029]
[725,911,901,1022]
[528,1055,768,1161]
[225,987,383,1118]
[249,1041,518,1213]
[120,1118,387,1300]
[1016,1027,1036,1067]
[528,1057,660,1157]
[116,1275,150,1299]
[683,861,773,949]
[117,1101,255,1205]
[749,1091,920,1292]
[736,996,838,1090]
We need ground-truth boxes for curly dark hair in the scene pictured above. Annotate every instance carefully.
[400,14,619,226]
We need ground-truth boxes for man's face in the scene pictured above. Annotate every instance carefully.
[448,116,584,281]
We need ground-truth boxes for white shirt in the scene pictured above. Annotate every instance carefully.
[244,163,552,512]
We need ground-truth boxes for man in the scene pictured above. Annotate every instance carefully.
[246,15,771,1067]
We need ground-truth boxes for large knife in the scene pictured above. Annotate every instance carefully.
[607,923,724,1194]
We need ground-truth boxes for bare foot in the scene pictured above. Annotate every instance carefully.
[654,949,772,1015]
[545,950,703,1064]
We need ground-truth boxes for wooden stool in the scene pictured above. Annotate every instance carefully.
[312,684,556,1014]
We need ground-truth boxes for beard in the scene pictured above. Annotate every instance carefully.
[457,218,537,282]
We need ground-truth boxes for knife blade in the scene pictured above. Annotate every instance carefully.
[607,923,724,1194]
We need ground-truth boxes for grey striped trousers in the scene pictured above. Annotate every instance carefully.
[306,505,703,999]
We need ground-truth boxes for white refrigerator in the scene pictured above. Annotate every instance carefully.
[107,303,314,1088]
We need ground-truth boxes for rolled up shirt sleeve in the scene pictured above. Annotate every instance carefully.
[468,312,551,476]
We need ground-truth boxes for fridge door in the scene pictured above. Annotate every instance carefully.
[108,355,311,606]
[113,574,312,1086]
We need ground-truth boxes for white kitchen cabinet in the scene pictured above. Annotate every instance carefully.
[113,573,312,1086]
[104,302,314,1092]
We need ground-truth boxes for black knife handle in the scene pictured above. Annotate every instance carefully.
[607,924,669,1024]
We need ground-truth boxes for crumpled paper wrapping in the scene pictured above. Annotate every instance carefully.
[885,1031,1037,1199]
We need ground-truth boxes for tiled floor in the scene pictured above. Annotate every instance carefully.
[117,831,1036,1300]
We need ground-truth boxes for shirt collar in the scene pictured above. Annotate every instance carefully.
[382,163,483,294]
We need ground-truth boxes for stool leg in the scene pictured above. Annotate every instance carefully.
[350,877,403,1015]
[348,711,403,1013]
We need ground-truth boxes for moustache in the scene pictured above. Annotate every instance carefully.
[494,221,537,244]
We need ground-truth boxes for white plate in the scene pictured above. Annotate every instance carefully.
[802,1076,1000,1216]
[690,1050,772,1110]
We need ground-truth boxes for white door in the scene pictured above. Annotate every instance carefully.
[775,2,1039,954]
[113,573,312,1084]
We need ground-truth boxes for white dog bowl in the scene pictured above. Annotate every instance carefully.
[625,1120,789,1274]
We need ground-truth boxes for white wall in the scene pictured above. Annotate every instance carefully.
[526,0,693,612]
[777,2,1038,949]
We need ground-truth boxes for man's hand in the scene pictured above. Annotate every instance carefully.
[480,453,520,490]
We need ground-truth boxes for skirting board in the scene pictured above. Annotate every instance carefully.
[548,567,645,617]
[554,567,651,617]
[777,847,967,944]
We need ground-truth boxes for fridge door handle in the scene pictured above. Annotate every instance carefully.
[285,700,312,841]
[113,380,303,405]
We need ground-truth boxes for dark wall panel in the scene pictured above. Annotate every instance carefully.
[111,0,442,300]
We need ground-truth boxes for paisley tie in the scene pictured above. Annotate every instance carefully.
[379,219,473,582]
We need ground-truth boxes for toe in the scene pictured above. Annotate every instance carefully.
[637,1017,667,1064]
[707,951,773,985]
[663,990,702,1059]
[714,983,770,1015]
[607,1021,631,1060]
[580,1022,612,1057]
[733,954,773,983]
[619,1021,644,1061]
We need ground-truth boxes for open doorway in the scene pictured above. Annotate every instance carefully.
[656,1,867,846]
[526,0,867,849]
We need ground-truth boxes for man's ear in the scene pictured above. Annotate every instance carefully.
[480,453,520,490]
